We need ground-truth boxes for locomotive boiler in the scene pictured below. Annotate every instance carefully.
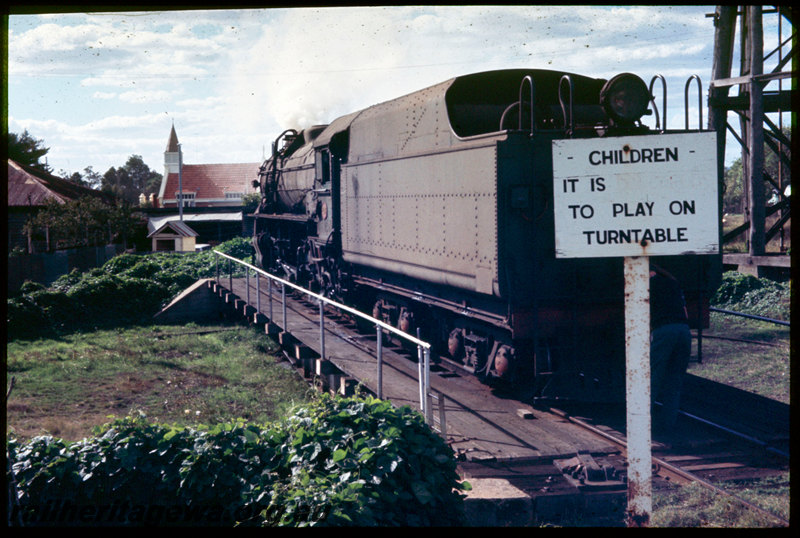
[252,69,721,401]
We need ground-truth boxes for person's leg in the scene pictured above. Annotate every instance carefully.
[654,325,691,430]
[649,326,672,404]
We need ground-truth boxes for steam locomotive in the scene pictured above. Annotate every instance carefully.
[252,69,721,401]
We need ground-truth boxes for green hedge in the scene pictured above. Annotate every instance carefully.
[7,237,255,340]
[710,271,790,321]
[7,395,468,527]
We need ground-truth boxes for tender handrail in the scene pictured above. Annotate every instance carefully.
[214,251,431,349]
[498,101,519,132]
[684,75,703,130]
[518,75,536,133]
[649,75,667,131]
[558,75,574,134]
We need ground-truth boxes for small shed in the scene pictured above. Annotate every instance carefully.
[147,220,198,252]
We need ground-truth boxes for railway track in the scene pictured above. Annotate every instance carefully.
[545,404,790,527]
[218,276,789,526]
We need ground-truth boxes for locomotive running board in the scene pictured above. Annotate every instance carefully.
[351,274,508,328]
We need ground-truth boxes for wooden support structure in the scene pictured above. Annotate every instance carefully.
[708,5,792,274]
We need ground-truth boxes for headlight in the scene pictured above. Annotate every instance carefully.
[600,73,650,124]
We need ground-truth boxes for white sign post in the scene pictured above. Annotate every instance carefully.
[552,132,718,527]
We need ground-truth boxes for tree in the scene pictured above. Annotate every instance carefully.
[82,167,104,190]
[60,166,103,190]
[241,192,261,214]
[101,166,132,202]
[124,154,162,196]
[62,171,90,188]
[23,196,143,251]
[722,126,791,214]
[723,160,744,214]
[107,200,142,249]
[7,130,52,173]
[100,155,162,204]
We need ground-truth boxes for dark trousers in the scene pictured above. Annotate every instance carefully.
[650,323,691,430]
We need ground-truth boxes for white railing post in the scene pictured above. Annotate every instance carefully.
[376,325,383,399]
[437,391,446,437]
[281,283,287,332]
[417,347,426,417]
[319,299,325,361]
[424,347,432,424]
[268,277,273,320]
[256,271,260,314]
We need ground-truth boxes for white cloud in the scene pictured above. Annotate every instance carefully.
[9,6,737,176]
[118,90,175,104]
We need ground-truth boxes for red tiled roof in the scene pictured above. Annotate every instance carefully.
[7,159,114,207]
[163,162,261,201]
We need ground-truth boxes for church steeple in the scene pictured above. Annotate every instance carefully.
[159,123,182,205]
[164,123,181,176]
[166,123,180,152]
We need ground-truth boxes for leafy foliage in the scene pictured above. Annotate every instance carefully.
[6,295,50,339]
[722,126,791,214]
[24,196,142,250]
[267,394,468,526]
[100,155,162,204]
[7,129,51,172]
[710,271,790,321]
[7,396,468,527]
[7,237,255,341]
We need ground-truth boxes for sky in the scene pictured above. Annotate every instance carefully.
[5,6,788,179]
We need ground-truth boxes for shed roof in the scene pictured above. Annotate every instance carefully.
[147,219,199,238]
[147,212,242,235]
[7,159,114,207]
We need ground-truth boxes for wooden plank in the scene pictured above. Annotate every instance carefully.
[220,277,618,461]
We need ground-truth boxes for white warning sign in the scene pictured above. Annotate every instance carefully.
[552,132,720,258]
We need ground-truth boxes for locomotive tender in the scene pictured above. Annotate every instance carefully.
[252,69,721,401]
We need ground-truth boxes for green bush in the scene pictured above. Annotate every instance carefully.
[268,395,468,526]
[6,296,48,339]
[214,236,255,263]
[101,253,143,274]
[7,237,253,341]
[26,289,76,329]
[711,271,790,321]
[118,257,161,279]
[7,396,468,527]
[49,268,85,293]
[18,280,47,295]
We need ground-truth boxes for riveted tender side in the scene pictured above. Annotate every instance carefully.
[252,68,721,402]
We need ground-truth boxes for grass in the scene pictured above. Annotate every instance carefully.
[652,473,791,527]
[689,312,790,404]
[6,321,315,442]
[648,310,791,527]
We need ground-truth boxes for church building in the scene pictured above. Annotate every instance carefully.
[157,125,261,209]
[149,125,262,249]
